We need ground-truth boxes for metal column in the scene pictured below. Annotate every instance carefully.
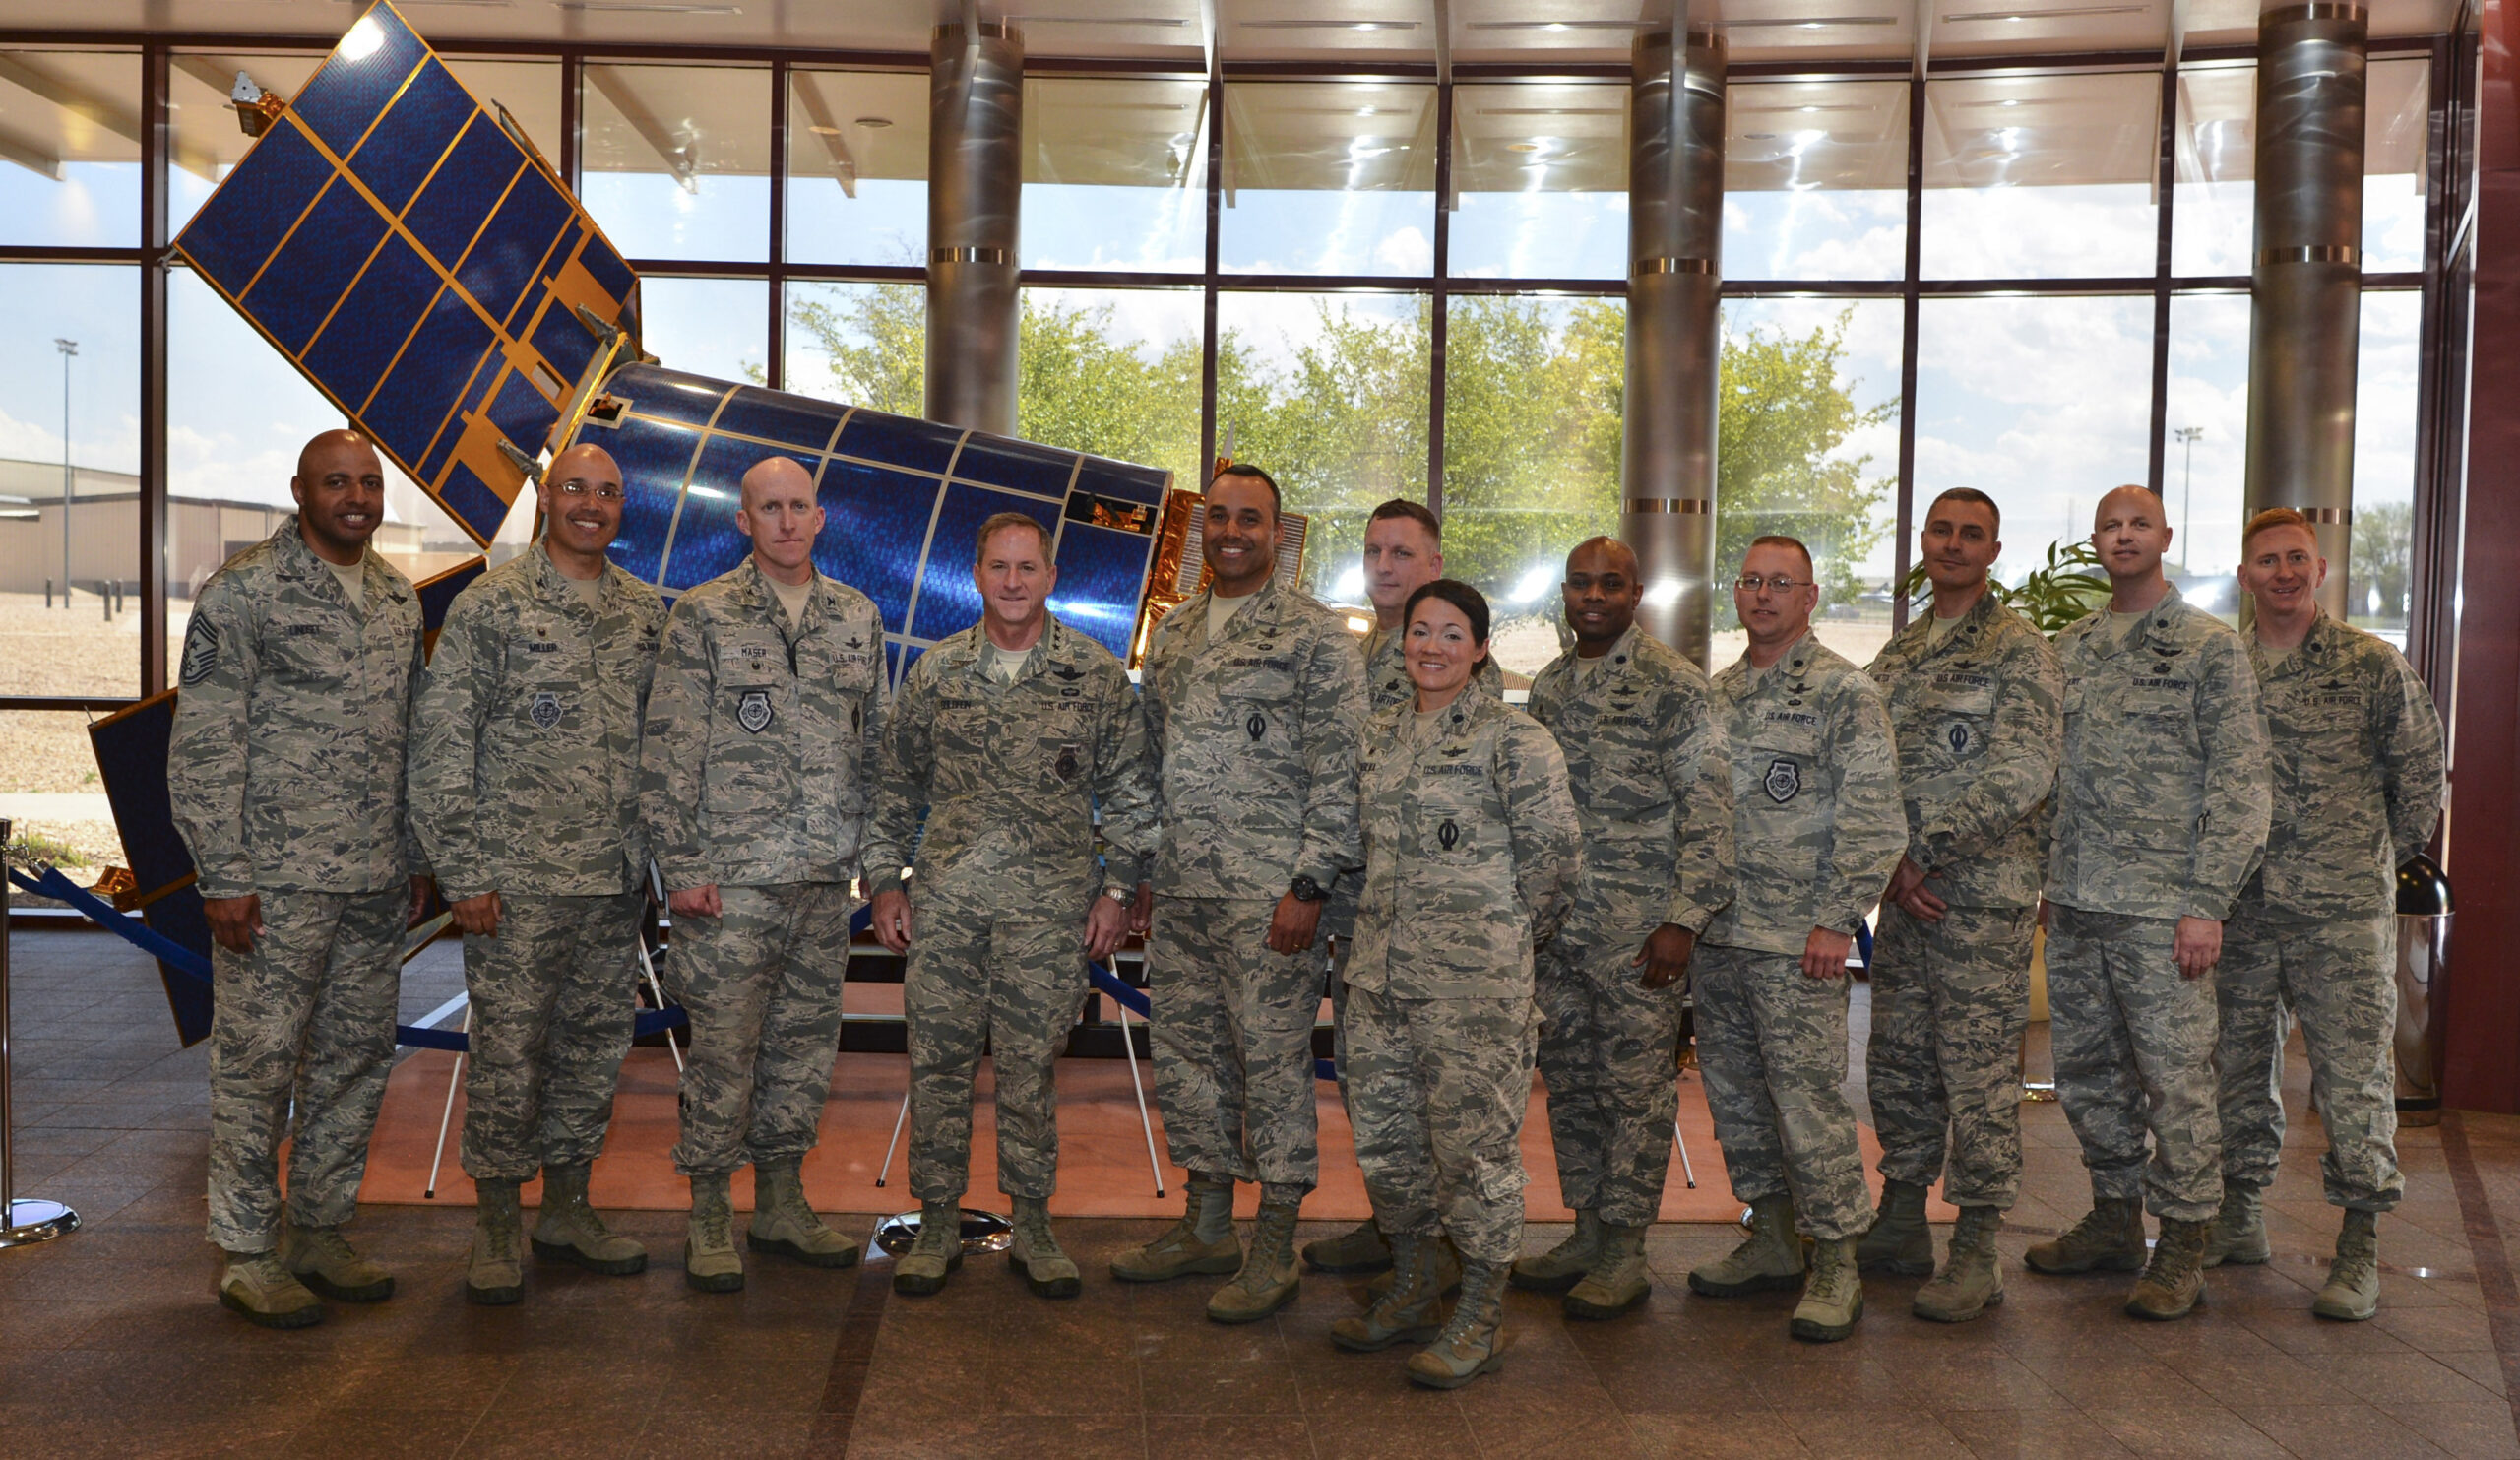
[1621,29,1726,668]
[925,21,1024,436]
[2244,0,2367,616]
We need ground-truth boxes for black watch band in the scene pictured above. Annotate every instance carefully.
[1290,875,1327,903]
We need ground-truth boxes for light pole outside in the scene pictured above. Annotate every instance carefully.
[53,339,76,609]
[2174,426,2204,572]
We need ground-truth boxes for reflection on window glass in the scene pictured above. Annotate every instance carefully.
[1914,294,2161,605]
[1715,298,1904,668]
[581,64,770,262]
[0,50,142,248]
[1026,78,1207,272]
[640,276,768,384]
[441,58,565,164]
[1215,291,1427,598]
[2353,289,2421,640]
[1019,287,1202,486]
[0,711,124,896]
[1438,295,1624,678]
[1922,70,2159,280]
[1725,79,1909,282]
[787,69,926,268]
[1,265,142,696]
[168,268,480,609]
[2175,57,2432,278]
[170,52,319,233]
[2161,291,2250,611]
[785,280,924,415]
[1450,83,1626,281]
[1220,83,1436,277]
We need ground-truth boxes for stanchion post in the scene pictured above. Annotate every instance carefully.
[0,817,81,1247]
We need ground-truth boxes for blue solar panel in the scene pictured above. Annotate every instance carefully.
[345,57,472,216]
[292,4,426,159]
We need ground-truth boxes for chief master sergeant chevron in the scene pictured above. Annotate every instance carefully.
[168,428,429,1330]
[640,454,888,1294]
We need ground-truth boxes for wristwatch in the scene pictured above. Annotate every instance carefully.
[1102,885,1134,908]
[1289,875,1328,903]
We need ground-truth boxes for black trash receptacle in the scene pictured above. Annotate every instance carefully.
[2394,852,2453,1127]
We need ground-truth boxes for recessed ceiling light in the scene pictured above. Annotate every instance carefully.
[1708,15,1898,27]
[854,116,894,128]
[1240,18,1420,29]
[1006,15,1190,24]
[1467,19,1652,28]
[551,1,741,11]
[1942,3,2146,18]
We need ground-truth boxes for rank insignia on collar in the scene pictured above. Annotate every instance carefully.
[1763,758,1801,804]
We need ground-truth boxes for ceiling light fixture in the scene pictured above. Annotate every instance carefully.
[551,1,742,12]
[1941,3,2146,19]
[1240,18,1420,29]
[1005,15,1191,24]
[1467,19,1654,28]
[854,116,894,128]
[1708,15,1899,27]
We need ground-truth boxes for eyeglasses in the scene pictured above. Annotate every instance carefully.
[1733,575,1808,595]
[553,480,624,502]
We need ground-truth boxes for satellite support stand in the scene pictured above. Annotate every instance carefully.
[1112,992,1165,1197]
[1671,1120,1697,1190]
[0,820,80,1247]
[423,1005,472,1200]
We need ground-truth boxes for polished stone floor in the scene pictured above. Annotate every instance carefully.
[4,926,2518,1459]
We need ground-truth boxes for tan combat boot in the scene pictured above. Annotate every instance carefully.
[468,1178,526,1305]
[217,1249,324,1329]
[1208,1199,1302,1323]
[1509,1208,1606,1294]
[747,1159,859,1269]
[1914,1205,2003,1323]
[1330,1230,1446,1351]
[1368,1231,1461,1301]
[1687,1193,1804,1297]
[1303,1218,1394,1275]
[2311,1208,2380,1321]
[279,1221,394,1302]
[1008,1195,1081,1299]
[1564,1223,1652,1320]
[1110,1174,1241,1283]
[2023,1196,2147,1275]
[2124,1216,2209,1319]
[683,1171,744,1293]
[1406,1261,1510,1389]
[893,1199,964,1296]
[533,1164,648,1276]
[1791,1236,1864,1342]
[1855,1177,1934,1276]
[2200,1182,2271,1269]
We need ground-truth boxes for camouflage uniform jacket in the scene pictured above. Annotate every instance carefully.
[1705,632,1907,956]
[639,556,887,891]
[1866,592,2063,910]
[1139,577,1368,899]
[169,517,425,898]
[863,615,1158,914]
[1362,620,1504,713]
[2047,584,2271,921]
[1348,690,1580,1000]
[1527,625,1736,938]
[2238,608,2443,923]
[407,545,666,902]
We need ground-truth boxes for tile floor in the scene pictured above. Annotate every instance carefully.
[3,928,2518,1459]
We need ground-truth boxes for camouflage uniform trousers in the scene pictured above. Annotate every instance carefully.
[1692,943,1872,1239]
[1867,902,2036,1209]
[666,881,853,1176]
[458,890,643,1182]
[1534,933,1686,1227]
[2046,905,2223,1221]
[1148,897,1322,1190]
[2215,908,2403,1211]
[904,890,1088,1202]
[1344,984,1537,1267]
[205,888,405,1252]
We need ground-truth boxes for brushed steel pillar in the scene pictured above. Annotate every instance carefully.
[925,22,1022,435]
[2244,1,2366,616]
[1622,29,1725,668]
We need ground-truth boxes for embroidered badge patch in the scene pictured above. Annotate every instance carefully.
[1947,722,1970,753]
[1437,818,1460,851]
[531,691,562,730]
[1054,744,1080,781]
[178,617,220,686]
[737,690,775,734]
[1763,758,1801,804]
[1246,711,1267,741]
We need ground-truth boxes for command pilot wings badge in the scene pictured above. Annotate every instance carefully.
[1763,758,1801,804]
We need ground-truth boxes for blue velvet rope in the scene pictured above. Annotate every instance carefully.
[1087,961,1339,1083]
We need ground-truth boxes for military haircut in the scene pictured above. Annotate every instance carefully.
[1926,487,2001,533]
[1404,577,1491,646]
[1212,462,1282,516]
[1747,533,1815,578]
[975,510,1052,561]
[2241,505,2316,551]
[1368,497,1442,540]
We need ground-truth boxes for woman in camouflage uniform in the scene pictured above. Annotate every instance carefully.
[1329,580,1580,1389]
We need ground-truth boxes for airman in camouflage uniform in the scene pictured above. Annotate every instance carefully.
[865,512,1158,1300]
[1329,579,1578,1389]
[1686,536,1906,1345]
[1857,489,2062,1323]
[1110,467,1369,1325]
[2030,485,2270,1323]
[640,456,887,1292]
[1309,497,1499,1279]
[408,443,666,1303]
[168,430,426,1328]
[2208,508,2443,1322]
[1513,538,1736,1321]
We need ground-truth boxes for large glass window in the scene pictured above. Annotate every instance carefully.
[1220,82,1436,277]
[1026,77,1208,273]
[1018,286,1203,486]
[2353,289,2422,641]
[2175,56,2434,278]
[786,68,926,268]
[169,52,319,233]
[0,50,142,248]
[2161,291,2251,610]
[1725,78,1910,282]
[638,276,770,384]
[0,710,123,895]
[1923,69,2161,280]
[581,63,771,263]
[1449,82,1627,281]
[785,279,924,415]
